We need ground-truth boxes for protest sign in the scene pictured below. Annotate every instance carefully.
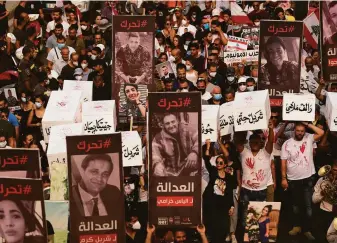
[282,93,315,121]
[113,15,155,85]
[82,100,117,135]
[66,134,125,243]
[48,123,83,200]
[121,131,143,167]
[42,91,82,143]
[202,105,219,142]
[226,35,249,52]
[219,102,234,136]
[63,80,93,103]
[148,92,202,228]
[241,26,260,50]
[258,20,303,106]
[45,201,69,243]
[325,92,337,131]
[0,178,47,243]
[0,149,40,178]
[321,2,337,82]
[233,90,271,131]
[223,50,259,64]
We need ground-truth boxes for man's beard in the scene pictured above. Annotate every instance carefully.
[164,126,178,136]
[295,134,304,141]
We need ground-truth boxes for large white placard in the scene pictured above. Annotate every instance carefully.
[202,105,219,142]
[82,100,117,135]
[282,93,315,121]
[233,90,270,131]
[219,102,234,136]
[122,131,143,167]
[63,80,93,103]
[325,92,337,131]
[42,91,82,143]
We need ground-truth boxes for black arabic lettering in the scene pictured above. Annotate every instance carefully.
[202,124,214,135]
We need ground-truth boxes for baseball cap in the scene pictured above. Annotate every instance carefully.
[212,8,221,17]
[238,76,247,84]
[97,44,105,51]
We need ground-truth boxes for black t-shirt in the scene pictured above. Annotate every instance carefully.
[191,55,205,74]
[0,120,15,140]
[14,5,28,20]
[25,1,43,14]
[13,28,27,47]
[201,9,212,20]
[155,3,168,29]
[93,85,111,101]
[47,220,55,235]
[60,65,76,80]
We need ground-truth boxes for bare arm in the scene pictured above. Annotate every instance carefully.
[315,78,326,102]
[265,122,274,154]
[215,26,228,45]
[281,159,288,189]
[8,137,15,148]
[305,122,324,142]
[145,224,155,243]
[271,159,276,188]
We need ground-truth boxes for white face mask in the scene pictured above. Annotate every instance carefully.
[0,141,7,148]
[239,84,247,92]
[75,76,82,81]
[91,55,97,60]
[186,65,192,71]
[48,74,53,79]
[246,86,255,91]
[132,221,141,230]
[169,55,175,62]
[21,97,27,103]
[227,76,235,82]
[209,72,216,77]
[181,19,187,26]
[73,61,78,66]
[35,102,42,108]
[180,88,189,92]
[254,22,260,26]
[81,63,88,69]
[45,79,50,85]
[81,25,88,30]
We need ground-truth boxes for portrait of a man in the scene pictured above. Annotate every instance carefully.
[324,1,337,45]
[156,61,175,81]
[151,112,199,177]
[71,154,122,217]
[115,32,152,84]
[4,88,18,107]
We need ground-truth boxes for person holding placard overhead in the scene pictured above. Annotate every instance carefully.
[281,121,324,240]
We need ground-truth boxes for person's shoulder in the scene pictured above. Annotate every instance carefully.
[102,184,121,195]
[284,60,298,68]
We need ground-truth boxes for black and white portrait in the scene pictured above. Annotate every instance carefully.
[119,83,147,120]
[259,36,300,90]
[151,112,199,177]
[114,32,153,84]
[4,88,18,107]
[156,61,175,81]
[323,1,337,45]
[70,153,122,217]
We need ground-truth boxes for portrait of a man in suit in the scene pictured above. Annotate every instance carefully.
[71,154,122,217]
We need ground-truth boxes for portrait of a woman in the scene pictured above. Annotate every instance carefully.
[115,32,152,84]
[259,36,299,90]
[0,200,46,243]
[119,83,146,119]
[258,205,272,243]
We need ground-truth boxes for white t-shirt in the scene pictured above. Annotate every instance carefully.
[281,133,316,180]
[46,20,70,36]
[240,147,272,191]
[177,24,197,38]
[47,46,76,64]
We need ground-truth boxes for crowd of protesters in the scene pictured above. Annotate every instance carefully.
[0,1,335,243]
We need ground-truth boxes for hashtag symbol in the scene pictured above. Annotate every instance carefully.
[19,156,28,165]
[23,185,32,195]
[140,20,147,27]
[183,97,191,107]
[103,138,111,148]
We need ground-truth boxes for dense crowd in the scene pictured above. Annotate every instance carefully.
[0,1,335,243]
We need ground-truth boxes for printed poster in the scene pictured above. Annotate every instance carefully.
[0,178,47,243]
[0,149,40,179]
[148,92,202,228]
[226,35,249,52]
[241,26,260,50]
[321,1,337,82]
[66,134,125,243]
[258,20,303,106]
[45,201,69,243]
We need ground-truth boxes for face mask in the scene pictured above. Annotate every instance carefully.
[209,72,216,77]
[45,79,50,85]
[247,86,255,91]
[227,76,235,83]
[91,55,97,60]
[180,88,189,92]
[75,76,82,81]
[81,25,88,30]
[48,74,53,79]
[21,97,27,103]
[185,40,191,46]
[57,43,65,49]
[213,94,222,100]
[239,85,247,92]
[132,221,141,230]
[0,141,7,148]
[81,63,88,69]
[169,55,176,62]
[233,25,241,31]
[254,22,260,26]
[203,23,209,30]
[181,19,187,25]
[186,65,192,71]
[73,61,78,66]
[35,102,42,108]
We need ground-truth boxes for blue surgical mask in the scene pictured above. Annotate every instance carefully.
[203,23,209,30]
[213,94,222,100]
[57,43,65,49]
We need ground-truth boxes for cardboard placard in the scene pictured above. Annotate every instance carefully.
[202,105,219,142]
[325,92,337,131]
[219,102,234,136]
[63,80,93,103]
[282,93,315,121]
[121,131,143,167]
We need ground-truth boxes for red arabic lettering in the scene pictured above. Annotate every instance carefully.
[77,138,112,152]
[157,97,191,110]
[1,155,29,168]
[267,25,295,35]
[120,19,148,30]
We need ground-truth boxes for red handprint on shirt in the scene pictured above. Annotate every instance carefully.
[245,158,255,170]
[246,180,260,189]
[255,169,265,182]
[299,142,307,154]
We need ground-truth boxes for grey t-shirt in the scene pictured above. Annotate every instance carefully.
[46,35,57,49]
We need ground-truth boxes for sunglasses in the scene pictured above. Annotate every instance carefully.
[271,116,279,119]
[216,161,224,165]
[238,83,246,86]
[166,23,171,26]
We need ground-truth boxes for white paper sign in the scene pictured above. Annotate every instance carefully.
[226,35,249,52]
[223,50,259,64]
[122,131,143,167]
[42,91,82,143]
[63,80,93,103]
[325,92,337,131]
[82,100,117,135]
[202,105,219,142]
[233,90,270,131]
[47,123,83,200]
[282,93,315,121]
[219,102,234,136]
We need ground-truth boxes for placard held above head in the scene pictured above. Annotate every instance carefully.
[233,90,271,132]
[121,131,143,167]
[63,80,93,103]
[219,102,234,136]
[202,105,219,142]
[282,93,315,121]
[325,92,337,131]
